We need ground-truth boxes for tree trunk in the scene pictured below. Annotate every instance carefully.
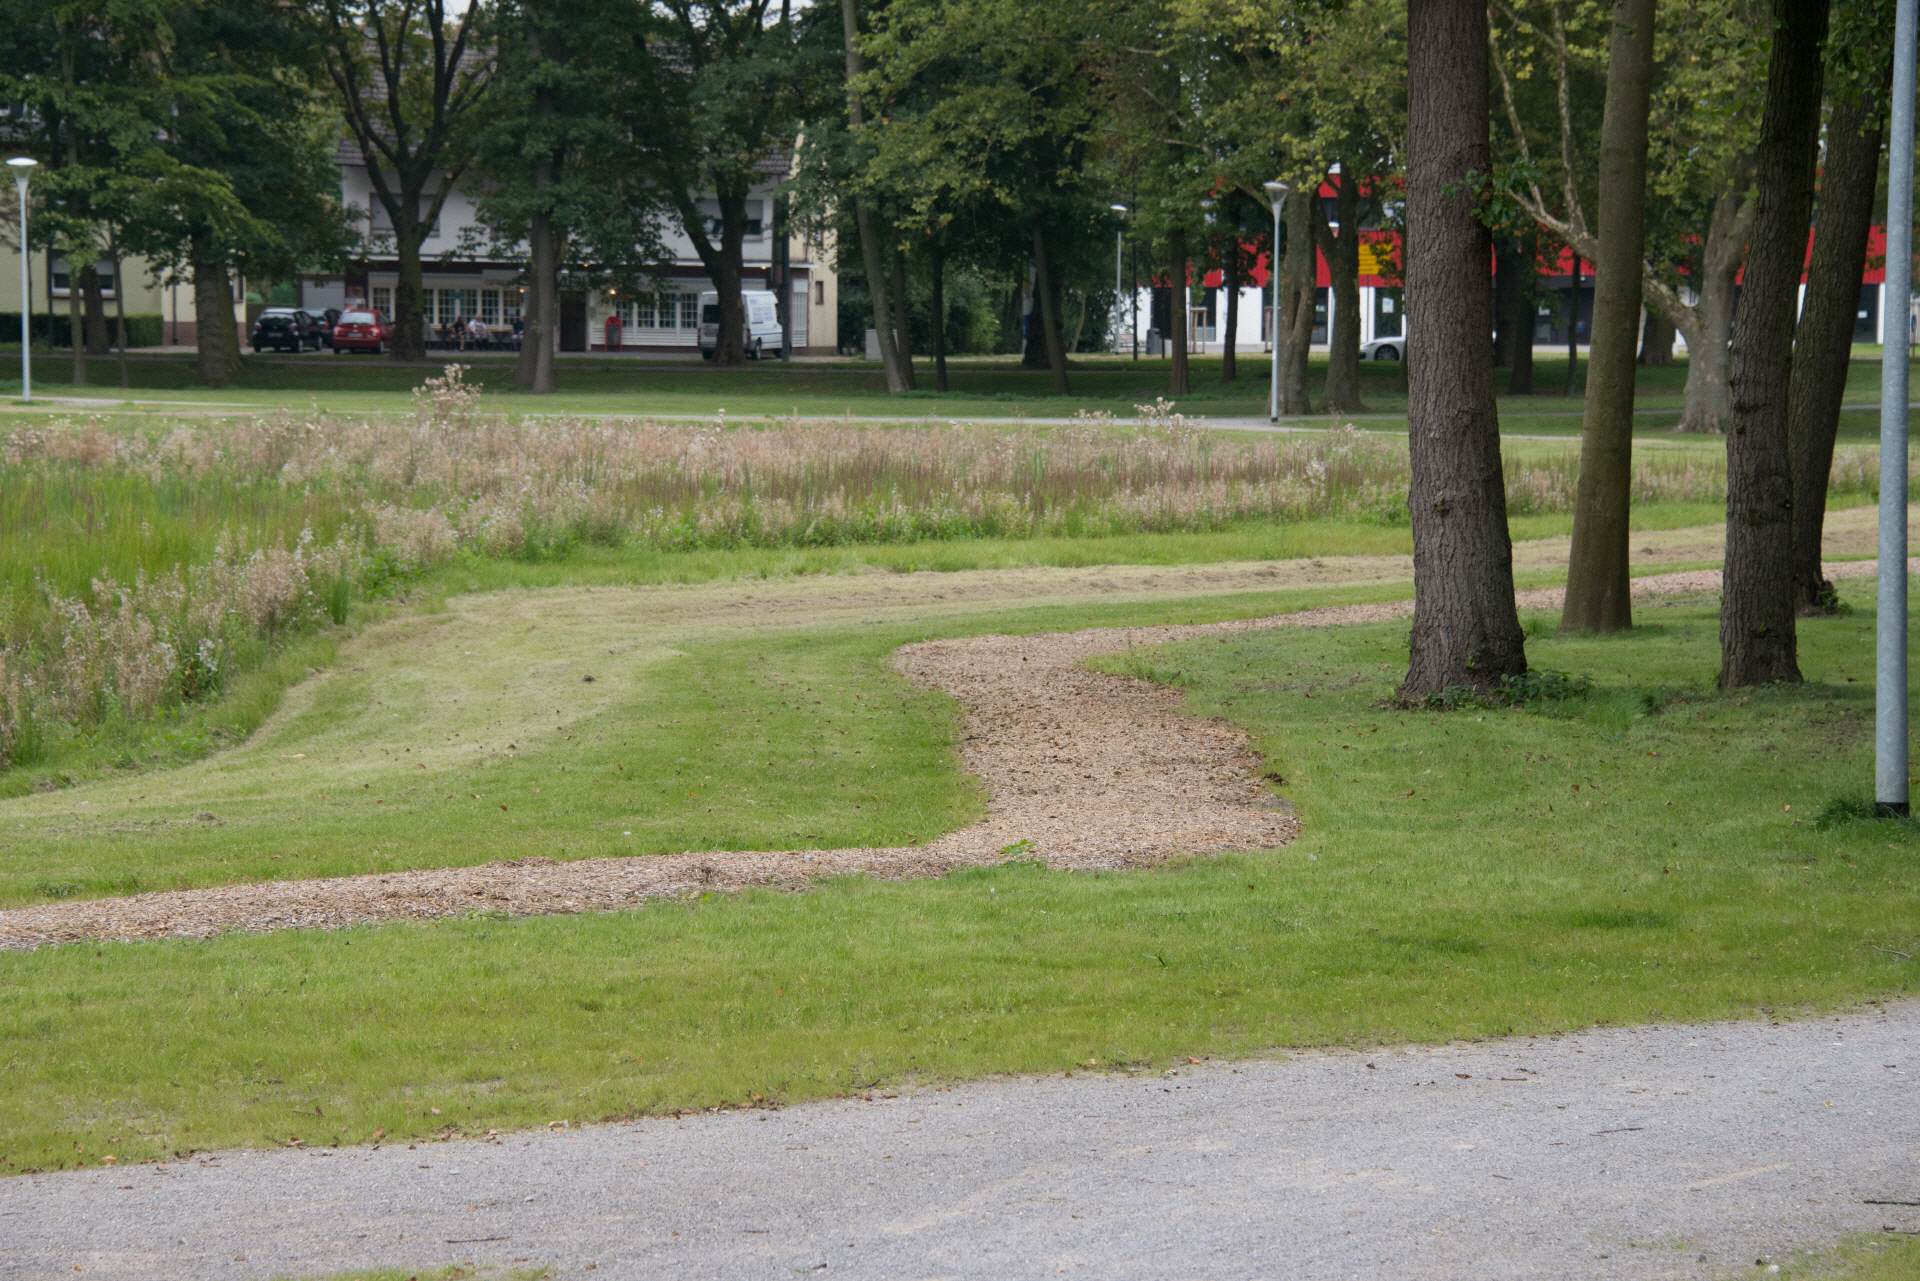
[839,0,909,390]
[1169,231,1190,396]
[1564,255,1581,395]
[1638,308,1675,365]
[520,207,559,394]
[1561,0,1657,636]
[1400,0,1528,699]
[1789,63,1890,614]
[67,250,87,387]
[1279,191,1314,415]
[1221,242,1239,383]
[931,239,949,392]
[1720,0,1828,689]
[1031,223,1070,394]
[191,239,236,388]
[1021,262,1048,368]
[80,266,109,356]
[887,234,914,387]
[108,238,129,389]
[1508,234,1539,395]
[1321,172,1365,412]
[1675,190,1750,431]
[392,223,427,362]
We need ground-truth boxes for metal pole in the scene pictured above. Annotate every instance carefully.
[16,175,28,403]
[1877,0,1917,815]
[1269,195,1282,421]
[1115,228,1124,352]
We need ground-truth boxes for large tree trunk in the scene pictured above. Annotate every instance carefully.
[67,249,87,387]
[1720,0,1828,689]
[1401,0,1528,699]
[1221,240,1240,383]
[930,239,949,392]
[108,238,129,389]
[1639,309,1675,365]
[1279,190,1314,415]
[191,239,237,388]
[1031,223,1070,394]
[1320,172,1365,412]
[392,223,428,362]
[1503,233,1538,394]
[1674,190,1752,431]
[519,207,559,394]
[1168,230,1190,396]
[1789,62,1890,614]
[80,266,109,356]
[1561,0,1657,636]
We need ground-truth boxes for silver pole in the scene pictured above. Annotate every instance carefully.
[15,176,27,403]
[1269,195,1282,421]
[1877,0,1916,815]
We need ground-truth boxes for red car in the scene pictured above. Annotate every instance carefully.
[331,309,389,355]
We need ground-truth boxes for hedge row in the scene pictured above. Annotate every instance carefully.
[0,313,168,349]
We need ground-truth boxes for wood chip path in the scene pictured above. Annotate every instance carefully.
[0,560,1887,952]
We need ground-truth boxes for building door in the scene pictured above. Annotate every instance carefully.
[560,292,587,352]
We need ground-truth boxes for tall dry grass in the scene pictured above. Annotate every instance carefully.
[0,368,1890,767]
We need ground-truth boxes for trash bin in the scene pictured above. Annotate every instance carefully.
[1146,328,1163,356]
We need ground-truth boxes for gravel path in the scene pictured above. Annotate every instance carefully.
[0,559,1895,952]
[4,1003,1914,1280]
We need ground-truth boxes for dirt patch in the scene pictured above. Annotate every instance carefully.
[1,556,1894,951]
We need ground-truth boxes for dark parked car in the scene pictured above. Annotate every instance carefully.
[251,308,326,353]
[330,309,390,355]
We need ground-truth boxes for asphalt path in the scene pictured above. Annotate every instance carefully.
[5,1003,1916,1281]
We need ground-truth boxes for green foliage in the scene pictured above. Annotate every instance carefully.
[0,313,165,348]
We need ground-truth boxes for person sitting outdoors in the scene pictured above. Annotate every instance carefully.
[510,314,525,352]
[468,315,490,349]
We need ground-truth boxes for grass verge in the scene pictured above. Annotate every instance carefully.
[2,589,1916,1172]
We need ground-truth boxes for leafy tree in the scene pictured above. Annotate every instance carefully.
[318,0,495,362]
[471,0,669,393]
[623,0,808,368]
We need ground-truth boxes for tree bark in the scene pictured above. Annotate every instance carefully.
[80,266,109,356]
[67,251,87,387]
[1279,191,1314,415]
[839,0,910,392]
[392,218,427,362]
[1168,230,1190,396]
[1720,0,1828,688]
[1561,0,1657,636]
[1401,0,1528,698]
[1674,189,1752,431]
[108,237,129,389]
[1319,171,1365,412]
[519,207,559,394]
[1789,64,1890,614]
[1221,239,1240,383]
[930,238,949,392]
[1031,223,1070,394]
[1638,308,1675,365]
[191,238,236,388]
[1504,233,1538,394]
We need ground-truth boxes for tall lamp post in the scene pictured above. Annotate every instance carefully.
[1264,179,1289,422]
[1110,203,1128,354]
[8,157,35,403]
[1877,0,1917,815]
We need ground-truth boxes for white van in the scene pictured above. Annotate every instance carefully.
[699,289,784,359]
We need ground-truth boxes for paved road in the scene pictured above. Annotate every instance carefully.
[4,1005,1916,1281]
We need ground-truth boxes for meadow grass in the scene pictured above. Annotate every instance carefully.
[1748,1236,1920,1280]
[3,589,1915,1173]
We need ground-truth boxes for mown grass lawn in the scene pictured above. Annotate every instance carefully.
[3,586,1915,1173]
[4,349,1909,436]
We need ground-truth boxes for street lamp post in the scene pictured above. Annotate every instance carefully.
[8,157,36,403]
[1264,180,1290,422]
[1110,203,1128,354]
[1877,0,1917,815]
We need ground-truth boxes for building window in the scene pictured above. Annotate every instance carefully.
[503,291,521,323]
[815,281,825,306]
[50,257,116,297]
[679,292,700,328]
[635,293,657,328]
[479,289,500,325]
[372,286,392,316]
